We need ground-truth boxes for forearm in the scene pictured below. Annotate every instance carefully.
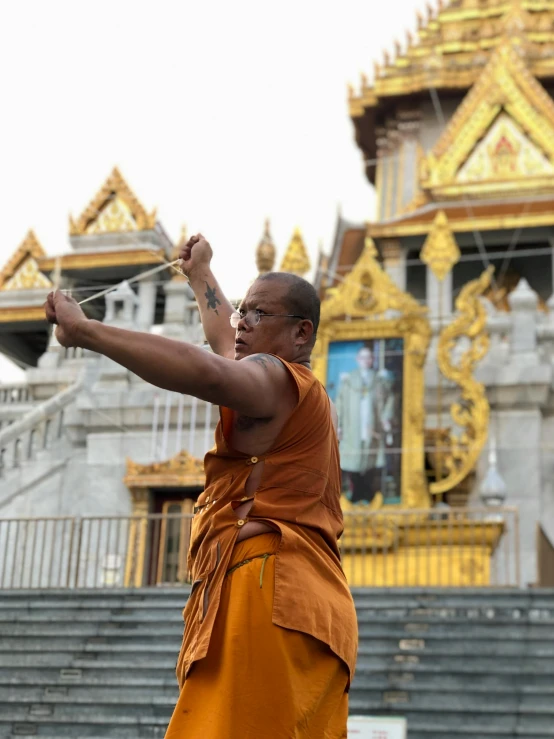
[79,320,226,402]
[187,267,236,357]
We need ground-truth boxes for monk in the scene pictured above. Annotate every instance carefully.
[44,234,358,739]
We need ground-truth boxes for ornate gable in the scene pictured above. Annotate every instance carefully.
[421,42,554,198]
[0,231,52,291]
[69,167,157,236]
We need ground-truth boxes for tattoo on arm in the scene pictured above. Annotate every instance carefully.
[204,282,222,315]
[245,354,283,371]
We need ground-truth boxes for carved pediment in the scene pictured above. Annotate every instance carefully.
[69,167,157,236]
[320,237,424,321]
[0,231,51,291]
[124,450,204,488]
[421,42,554,198]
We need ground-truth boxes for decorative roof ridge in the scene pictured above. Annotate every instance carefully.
[69,166,157,236]
[420,38,554,193]
[0,230,47,288]
[349,0,554,110]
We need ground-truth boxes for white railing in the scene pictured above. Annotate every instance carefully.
[0,384,31,405]
[151,391,214,461]
[0,372,85,481]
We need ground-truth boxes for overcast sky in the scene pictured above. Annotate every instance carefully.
[0,0,428,382]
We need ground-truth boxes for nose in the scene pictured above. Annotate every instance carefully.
[237,314,252,331]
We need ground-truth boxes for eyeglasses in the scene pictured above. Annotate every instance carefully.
[229,309,305,329]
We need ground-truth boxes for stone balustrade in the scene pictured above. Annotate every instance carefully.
[0,372,85,479]
[0,385,31,405]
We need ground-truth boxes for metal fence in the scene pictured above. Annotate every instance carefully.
[0,507,520,590]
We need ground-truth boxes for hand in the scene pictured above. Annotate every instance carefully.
[179,233,213,278]
[44,291,89,348]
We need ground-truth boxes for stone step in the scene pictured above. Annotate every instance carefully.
[347,706,554,734]
[0,685,177,705]
[4,620,554,641]
[349,689,554,712]
[0,667,177,685]
[3,634,553,655]
[0,703,171,721]
[356,653,554,673]
[352,670,554,691]
[0,713,168,738]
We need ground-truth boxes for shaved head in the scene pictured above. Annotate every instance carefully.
[255,272,320,343]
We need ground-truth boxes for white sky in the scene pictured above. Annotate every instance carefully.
[0,0,428,382]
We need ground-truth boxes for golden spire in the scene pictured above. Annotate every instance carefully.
[280,227,311,277]
[255,219,276,274]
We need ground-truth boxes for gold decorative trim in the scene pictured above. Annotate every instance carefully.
[369,207,554,239]
[0,231,47,289]
[0,307,47,323]
[39,249,165,272]
[124,450,205,489]
[69,167,157,236]
[421,42,554,198]
[431,267,493,496]
[313,237,431,510]
[280,227,311,276]
[421,211,461,281]
[349,2,554,112]
[318,237,423,321]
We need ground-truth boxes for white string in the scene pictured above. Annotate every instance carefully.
[77,258,185,306]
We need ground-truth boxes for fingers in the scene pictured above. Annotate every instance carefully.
[44,292,57,324]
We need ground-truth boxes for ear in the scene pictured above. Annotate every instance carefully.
[295,319,314,347]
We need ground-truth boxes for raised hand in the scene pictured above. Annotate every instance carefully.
[44,291,89,348]
[179,233,213,277]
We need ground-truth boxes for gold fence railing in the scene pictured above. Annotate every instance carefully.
[0,507,520,590]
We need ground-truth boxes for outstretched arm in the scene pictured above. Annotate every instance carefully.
[179,234,236,359]
[44,291,294,418]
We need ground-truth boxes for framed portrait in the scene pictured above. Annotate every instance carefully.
[326,338,404,506]
[312,238,432,510]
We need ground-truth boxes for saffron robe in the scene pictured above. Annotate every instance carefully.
[166,357,358,737]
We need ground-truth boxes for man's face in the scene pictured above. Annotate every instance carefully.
[357,347,373,370]
[234,280,298,360]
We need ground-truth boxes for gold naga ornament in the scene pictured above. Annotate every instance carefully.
[431,266,494,495]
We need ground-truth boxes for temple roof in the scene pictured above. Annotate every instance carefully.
[0,231,51,291]
[69,167,157,236]
[349,0,554,117]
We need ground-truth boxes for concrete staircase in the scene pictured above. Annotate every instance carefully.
[0,588,553,738]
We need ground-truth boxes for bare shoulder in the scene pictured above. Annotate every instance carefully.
[242,353,286,371]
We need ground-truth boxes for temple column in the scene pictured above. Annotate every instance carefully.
[426,267,452,322]
[381,239,406,292]
[137,278,157,332]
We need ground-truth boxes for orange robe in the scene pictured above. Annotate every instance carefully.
[166,357,358,738]
[165,533,349,739]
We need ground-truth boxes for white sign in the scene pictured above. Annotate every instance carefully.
[347,716,407,739]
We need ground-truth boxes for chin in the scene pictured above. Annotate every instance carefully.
[234,344,250,360]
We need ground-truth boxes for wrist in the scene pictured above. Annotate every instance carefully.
[76,319,102,350]
[187,264,213,285]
